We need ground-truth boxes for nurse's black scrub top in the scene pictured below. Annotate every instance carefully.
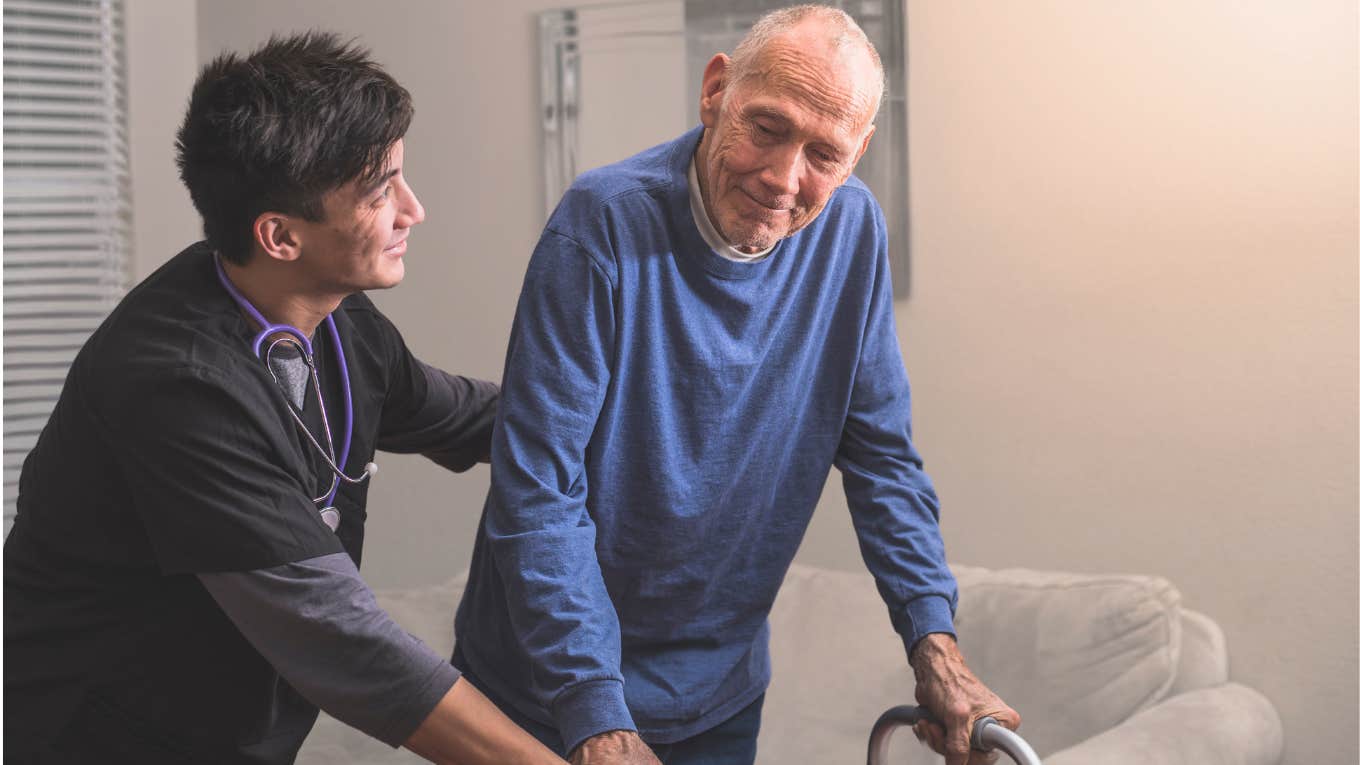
[3,242,497,763]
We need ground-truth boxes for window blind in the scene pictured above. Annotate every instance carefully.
[3,0,131,533]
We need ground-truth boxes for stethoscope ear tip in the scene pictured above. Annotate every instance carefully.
[363,462,379,479]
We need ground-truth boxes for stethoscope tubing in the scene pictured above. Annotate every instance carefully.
[213,255,361,508]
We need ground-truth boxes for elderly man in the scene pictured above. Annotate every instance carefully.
[454,6,1018,765]
[3,32,563,765]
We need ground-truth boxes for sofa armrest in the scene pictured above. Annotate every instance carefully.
[1043,683,1282,765]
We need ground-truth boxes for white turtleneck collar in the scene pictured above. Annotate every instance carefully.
[688,154,776,263]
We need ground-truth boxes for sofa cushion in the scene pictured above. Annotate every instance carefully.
[761,565,924,763]
[946,565,1182,755]
[1168,608,1229,697]
[760,563,1184,762]
[1042,683,1283,765]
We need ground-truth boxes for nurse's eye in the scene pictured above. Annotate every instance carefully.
[371,185,393,206]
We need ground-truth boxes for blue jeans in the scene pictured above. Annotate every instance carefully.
[454,654,763,765]
[645,696,763,765]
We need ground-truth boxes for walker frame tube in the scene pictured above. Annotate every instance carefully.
[867,705,1042,765]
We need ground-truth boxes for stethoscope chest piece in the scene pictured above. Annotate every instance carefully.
[213,253,377,535]
[319,507,341,532]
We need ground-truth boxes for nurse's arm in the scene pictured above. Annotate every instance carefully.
[198,553,563,764]
[406,678,565,764]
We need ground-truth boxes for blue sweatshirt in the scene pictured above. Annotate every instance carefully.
[454,126,956,751]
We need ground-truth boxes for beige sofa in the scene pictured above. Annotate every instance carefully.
[298,564,1283,764]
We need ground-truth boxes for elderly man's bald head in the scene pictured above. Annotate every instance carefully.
[726,5,886,126]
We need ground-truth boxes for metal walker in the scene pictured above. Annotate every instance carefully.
[868,706,1042,765]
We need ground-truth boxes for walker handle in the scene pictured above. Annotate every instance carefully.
[866,706,1042,765]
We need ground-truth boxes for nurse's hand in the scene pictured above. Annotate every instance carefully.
[569,730,663,765]
[909,633,1020,765]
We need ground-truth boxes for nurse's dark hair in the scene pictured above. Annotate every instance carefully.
[175,31,413,265]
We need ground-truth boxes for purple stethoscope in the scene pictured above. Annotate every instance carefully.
[214,254,377,532]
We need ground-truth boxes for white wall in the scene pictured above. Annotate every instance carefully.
[126,0,200,278]
[802,4,1358,765]
[139,3,1356,763]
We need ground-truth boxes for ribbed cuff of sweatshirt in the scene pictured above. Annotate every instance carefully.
[552,679,635,755]
[893,594,957,656]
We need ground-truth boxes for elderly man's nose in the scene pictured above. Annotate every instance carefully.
[760,147,802,197]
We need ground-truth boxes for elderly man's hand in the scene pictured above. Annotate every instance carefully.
[568,730,663,765]
[909,633,1021,765]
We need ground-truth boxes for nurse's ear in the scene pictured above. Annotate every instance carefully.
[253,212,303,264]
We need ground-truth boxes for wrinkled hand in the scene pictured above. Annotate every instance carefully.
[909,633,1021,765]
[569,730,662,765]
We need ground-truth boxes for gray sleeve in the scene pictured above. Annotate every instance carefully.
[198,552,460,748]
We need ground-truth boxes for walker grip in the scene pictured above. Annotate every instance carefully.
[866,706,1042,764]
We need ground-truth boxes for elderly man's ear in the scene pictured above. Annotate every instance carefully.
[850,124,876,174]
[699,53,732,128]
